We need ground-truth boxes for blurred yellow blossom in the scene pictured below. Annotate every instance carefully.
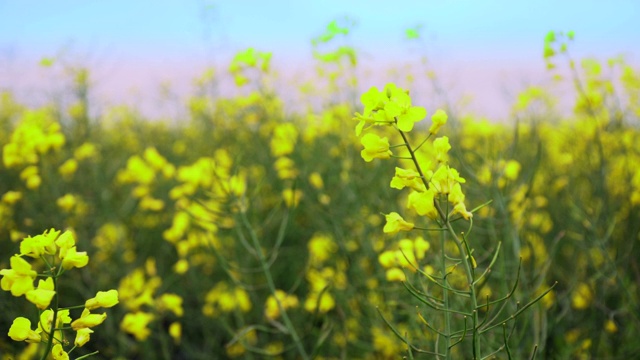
[282,188,302,207]
[571,283,593,310]
[2,190,22,205]
[429,109,448,135]
[265,290,299,320]
[73,142,98,160]
[58,158,78,179]
[120,312,155,341]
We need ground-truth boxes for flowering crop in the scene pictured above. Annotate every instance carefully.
[0,25,639,359]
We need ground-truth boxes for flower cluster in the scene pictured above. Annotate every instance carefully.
[353,83,473,241]
[1,229,118,359]
[117,261,183,343]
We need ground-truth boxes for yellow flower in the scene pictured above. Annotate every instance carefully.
[120,312,155,341]
[73,142,98,160]
[20,166,42,189]
[74,328,93,347]
[51,344,69,360]
[307,233,337,265]
[429,109,448,135]
[452,202,473,220]
[430,166,465,195]
[407,189,438,219]
[8,317,41,343]
[71,309,107,330]
[26,277,56,309]
[571,283,593,310]
[20,229,59,258]
[173,259,189,274]
[138,196,165,211]
[85,289,120,310]
[413,236,430,259]
[378,250,397,268]
[385,267,406,282]
[604,319,618,333]
[265,290,299,320]
[448,182,466,205]
[360,133,392,162]
[304,291,335,313]
[282,189,302,207]
[387,86,426,132]
[433,136,451,163]
[58,158,78,178]
[274,157,298,179]
[0,255,37,296]
[503,160,521,181]
[143,147,169,170]
[308,172,324,189]
[60,246,89,270]
[56,194,77,212]
[156,293,184,317]
[390,167,426,191]
[2,191,22,204]
[270,123,298,157]
[54,230,76,250]
[383,212,414,235]
[169,322,181,344]
[38,309,71,339]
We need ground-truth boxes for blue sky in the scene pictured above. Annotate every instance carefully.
[0,0,639,119]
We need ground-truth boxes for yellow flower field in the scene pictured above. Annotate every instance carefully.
[1,26,640,359]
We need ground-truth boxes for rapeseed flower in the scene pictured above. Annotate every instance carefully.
[20,228,59,258]
[71,309,107,330]
[60,246,89,270]
[0,255,37,296]
[51,344,69,360]
[265,290,299,320]
[25,277,56,309]
[85,289,120,310]
[433,136,451,163]
[74,328,93,347]
[387,87,426,132]
[360,133,392,162]
[383,212,414,234]
[121,312,155,341]
[390,167,426,191]
[8,317,41,343]
[407,189,438,219]
[429,109,448,134]
[156,293,184,317]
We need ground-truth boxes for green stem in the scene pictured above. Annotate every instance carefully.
[398,128,480,358]
[441,231,451,358]
[41,275,59,360]
[239,210,310,360]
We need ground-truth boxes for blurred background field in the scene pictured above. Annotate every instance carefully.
[1,1,640,359]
